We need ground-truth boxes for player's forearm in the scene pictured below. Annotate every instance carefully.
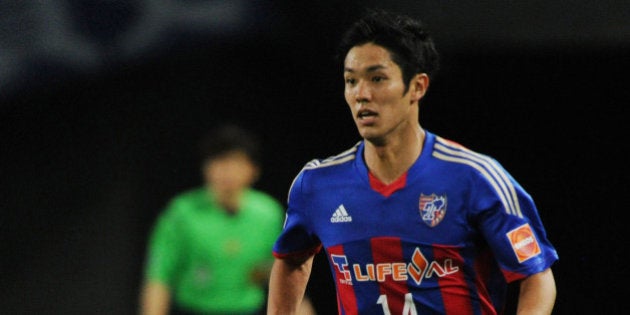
[139,282,171,315]
[517,268,556,315]
[267,256,314,315]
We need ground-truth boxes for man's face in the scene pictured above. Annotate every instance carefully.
[203,150,258,196]
[343,43,416,145]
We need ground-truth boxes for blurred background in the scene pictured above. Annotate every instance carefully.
[1,1,628,314]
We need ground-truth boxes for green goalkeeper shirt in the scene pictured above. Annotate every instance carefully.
[144,187,284,313]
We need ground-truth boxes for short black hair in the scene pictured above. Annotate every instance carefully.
[198,124,261,165]
[336,9,440,92]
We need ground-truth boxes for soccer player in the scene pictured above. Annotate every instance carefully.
[267,9,558,315]
[140,124,285,315]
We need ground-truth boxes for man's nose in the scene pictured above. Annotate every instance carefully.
[355,80,370,103]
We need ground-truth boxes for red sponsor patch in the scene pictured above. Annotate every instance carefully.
[506,223,541,263]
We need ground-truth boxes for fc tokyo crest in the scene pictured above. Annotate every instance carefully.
[419,193,447,227]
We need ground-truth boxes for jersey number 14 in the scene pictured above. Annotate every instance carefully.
[377,293,418,315]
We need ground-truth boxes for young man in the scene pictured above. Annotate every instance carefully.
[268,10,558,315]
[140,124,285,315]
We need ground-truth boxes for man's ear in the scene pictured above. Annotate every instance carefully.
[410,73,429,103]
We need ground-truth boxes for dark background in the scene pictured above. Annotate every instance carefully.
[1,1,628,314]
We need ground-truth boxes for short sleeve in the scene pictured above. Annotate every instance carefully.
[272,169,322,259]
[473,161,559,282]
[143,204,183,285]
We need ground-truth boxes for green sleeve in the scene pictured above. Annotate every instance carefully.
[261,196,285,257]
[143,206,183,285]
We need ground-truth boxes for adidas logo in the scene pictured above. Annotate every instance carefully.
[330,204,353,223]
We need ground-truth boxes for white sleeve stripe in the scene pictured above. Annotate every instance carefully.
[434,142,520,216]
[434,139,520,217]
[289,143,360,203]
[304,154,355,170]
[433,141,522,218]
[303,142,359,170]
[432,151,521,218]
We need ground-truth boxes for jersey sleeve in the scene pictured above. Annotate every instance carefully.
[472,159,559,283]
[272,168,322,260]
[143,202,184,285]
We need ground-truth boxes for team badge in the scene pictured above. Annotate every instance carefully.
[419,193,447,227]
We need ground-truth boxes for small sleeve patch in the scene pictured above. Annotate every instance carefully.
[506,223,541,263]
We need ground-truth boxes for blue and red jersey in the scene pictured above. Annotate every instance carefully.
[273,131,558,315]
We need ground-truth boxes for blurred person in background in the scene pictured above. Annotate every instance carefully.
[140,124,315,315]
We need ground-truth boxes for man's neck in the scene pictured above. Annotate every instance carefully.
[209,187,243,215]
[364,125,425,184]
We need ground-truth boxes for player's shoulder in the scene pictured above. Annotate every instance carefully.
[246,188,283,208]
[301,141,361,172]
[170,187,205,203]
[163,187,206,213]
[431,134,496,165]
[287,142,361,198]
[432,134,473,154]
[153,187,204,225]
[429,133,512,182]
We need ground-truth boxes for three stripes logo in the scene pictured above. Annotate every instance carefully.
[330,204,353,223]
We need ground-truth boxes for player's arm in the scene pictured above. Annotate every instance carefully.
[140,209,179,315]
[139,281,171,315]
[267,254,314,315]
[516,267,556,315]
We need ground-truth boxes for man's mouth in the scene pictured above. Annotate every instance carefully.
[358,110,377,119]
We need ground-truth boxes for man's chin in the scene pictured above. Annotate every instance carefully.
[361,132,386,146]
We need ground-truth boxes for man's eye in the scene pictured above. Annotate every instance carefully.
[372,76,384,82]
[345,78,356,85]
